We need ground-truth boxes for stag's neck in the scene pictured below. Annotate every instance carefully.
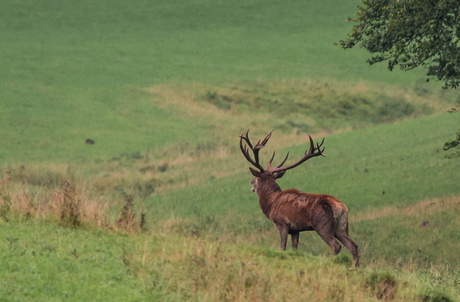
[256,180,282,216]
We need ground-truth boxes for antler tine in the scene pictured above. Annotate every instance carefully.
[239,131,257,167]
[239,129,270,171]
[305,136,325,155]
[304,135,325,158]
[268,151,290,169]
[315,137,326,155]
[277,151,290,168]
[269,135,326,174]
[254,129,273,149]
[268,151,276,168]
[306,135,314,154]
[240,130,253,149]
[307,135,314,154]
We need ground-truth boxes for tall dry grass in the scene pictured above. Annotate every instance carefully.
[118,230,452,302]
[1,170,459,300]
[353,195,460,223]
[0,171,145,232]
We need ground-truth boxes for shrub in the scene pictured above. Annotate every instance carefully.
[422,292,454,302]
[366,271,398,301]
[57,180,81,228]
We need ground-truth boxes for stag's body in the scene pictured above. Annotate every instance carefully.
[241,130,359,267]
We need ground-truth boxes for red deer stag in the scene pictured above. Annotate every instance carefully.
[240,130,359,267]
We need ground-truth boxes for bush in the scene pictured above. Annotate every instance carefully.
[366,271,398,301]
[422,292,454,302]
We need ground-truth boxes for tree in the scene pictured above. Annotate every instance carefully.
[443,127,460,158]
[339,0,460,89]
[340,0,460,158]
[443,106,460,158]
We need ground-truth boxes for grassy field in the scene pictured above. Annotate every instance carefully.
[1,112,459,301]
[1,0,448,163]
[1,0,460,301]
[1,197,459,301]
[1,0,419,86]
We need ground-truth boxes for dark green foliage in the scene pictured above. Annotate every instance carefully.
[333,253,353,266]
[443,127,460,158]
[117,195,146,232]
[443,107,460,158]
[117,195,136,230]
[340,0,460,89]
[0,198,11,222]
[422,292,454,302]
[366,271,398,301]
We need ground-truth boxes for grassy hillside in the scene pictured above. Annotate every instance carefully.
[2,0,454,163]
[147,112,459,218]
[1,0,460,300]
[1,192,459,302]
[1,0,421,86]
[1,113,459,289]
[1,198,459,301]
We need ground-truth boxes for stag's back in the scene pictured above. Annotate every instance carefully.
[266,189,348,231]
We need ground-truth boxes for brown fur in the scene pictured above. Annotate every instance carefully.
[250,172,359,267]
[241,130,359,266]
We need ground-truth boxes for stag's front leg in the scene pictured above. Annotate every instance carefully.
[278,225,289,250]
[291,232,300,249]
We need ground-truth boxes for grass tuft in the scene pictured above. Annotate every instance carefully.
[116,195,138,231]
[366,271,398,301]
[57,180,81,228]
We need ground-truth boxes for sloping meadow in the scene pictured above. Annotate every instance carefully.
[1,208,459,302]
[1,109,459,300]
[1,0,460,299]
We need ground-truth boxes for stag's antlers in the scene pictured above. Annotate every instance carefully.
[239,130,273,172]
[240,130,325,173]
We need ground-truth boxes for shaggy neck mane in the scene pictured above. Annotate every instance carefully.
[257,179,282,215]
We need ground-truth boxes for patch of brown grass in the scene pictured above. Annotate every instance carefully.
[353,196,460,222]
[0,174,113,229]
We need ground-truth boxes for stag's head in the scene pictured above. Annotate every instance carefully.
[240,130,325,192]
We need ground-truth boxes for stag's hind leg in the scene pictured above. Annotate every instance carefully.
[334,221,360,267]
[315,226,342,256]
[335,233,359,267]
[291,231,300,249]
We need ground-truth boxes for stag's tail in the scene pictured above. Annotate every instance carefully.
[334,205,360,267]
[330,199,349,233]
[335,209,349,235]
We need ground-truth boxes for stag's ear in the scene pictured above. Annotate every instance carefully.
[274,171,286,179]
[249,167,261,177]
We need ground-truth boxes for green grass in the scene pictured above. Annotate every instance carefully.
[0,221,145,301]
[147,112,460,219]
[1,110,459,300]
[1,0,460,300]
[1,0,419,86]
[1,0,441,163]
[0,86,205,163]
[1,217,458,301]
